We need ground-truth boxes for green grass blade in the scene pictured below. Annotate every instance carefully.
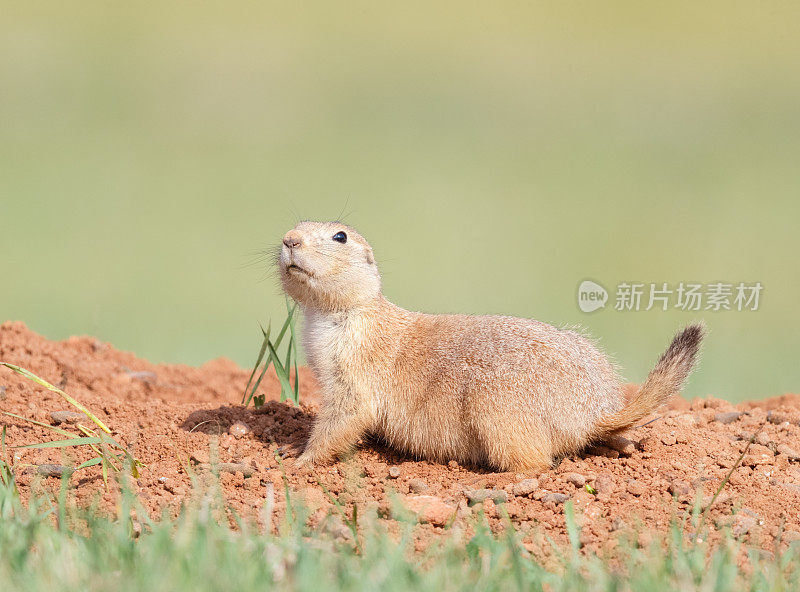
[283,334,293,382]
[245,352,273,406]
[243,322,271,405]
[288,300,300,403]
[75,457,104,470]
[1,363,112,434]
[272,302,296,350]
[267,340,293,403]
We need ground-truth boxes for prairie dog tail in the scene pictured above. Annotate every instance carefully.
[590,323,706,441]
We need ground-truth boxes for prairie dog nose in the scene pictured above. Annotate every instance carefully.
[283,230,302,249]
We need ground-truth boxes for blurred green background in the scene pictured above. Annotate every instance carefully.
[2,2,798,402]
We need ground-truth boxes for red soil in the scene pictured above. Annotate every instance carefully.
[2,321,800,559]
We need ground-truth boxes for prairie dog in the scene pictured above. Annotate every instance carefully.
[279,221,704,472]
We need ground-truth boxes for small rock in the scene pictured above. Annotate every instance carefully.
[732,514,756,538]
[388,466,401,478]
[606,435,636,456]
[408,479,428,493]
[512,478,539,497]
[228,421,251,438]
[50,410,85,425]
[36,464,73,478]
[777,444,800,461]
[749,443,774,456]
[125,370,157,383]
[755,432,772,447]
[217,462,254,477]
[190,450,210,465]
[404,496,454,527]
[626,480,646,496]
[0,385,6,400]
[660,433,677,446]
[466,488,508,505]
[675,414,700,428]
[594,474,616,494]
[161,478,178,494]
[714,411,742,425]
[563,472,586,488]
[363,464,386,479]
[767,411,789,425]
[447,460,459,469]
[542,492,569,504]
[668,480,692,497]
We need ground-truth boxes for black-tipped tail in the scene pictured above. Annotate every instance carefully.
[591,323,706,440]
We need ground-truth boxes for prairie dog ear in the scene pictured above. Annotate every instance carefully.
[365,247,375,265]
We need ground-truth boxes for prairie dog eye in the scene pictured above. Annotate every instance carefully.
[332,231,347,243]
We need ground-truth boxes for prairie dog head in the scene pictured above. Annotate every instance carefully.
[279,221,381,312]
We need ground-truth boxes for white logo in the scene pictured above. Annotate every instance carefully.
[577,280,608,313]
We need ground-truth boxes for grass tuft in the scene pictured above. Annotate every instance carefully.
[243,298,301,407]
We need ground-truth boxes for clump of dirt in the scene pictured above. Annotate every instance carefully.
[2,321,800,559]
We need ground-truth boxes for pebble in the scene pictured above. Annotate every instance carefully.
[36,464,73,478]
[125,370,157,383]
[750,443,774,456]
[512,478,539,497]
[660,433,677,446]
[767,411,789,425]
[714,411,742,425]
[404,496,454,527]
[50,410,85,425]
[594,474,615,494]
[363,464,386,479]
[606,435,636,456]
[228,421,251,438]
[542,492,569,504]
[626,480,646,496]
[190,450,210,465]
[216,462,254,477]
[388,466,401,478]
[675,414,700,428]
[754,432,772,446]
[564,472,586,488]
[466,488,508,505]
[668,480,692,497]
[732,514,756,538]
[777,444,800,461]
[408,479,428,493]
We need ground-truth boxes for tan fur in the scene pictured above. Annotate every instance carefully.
[278,221,705,472]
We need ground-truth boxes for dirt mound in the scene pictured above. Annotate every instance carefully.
[2,320,800,558]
